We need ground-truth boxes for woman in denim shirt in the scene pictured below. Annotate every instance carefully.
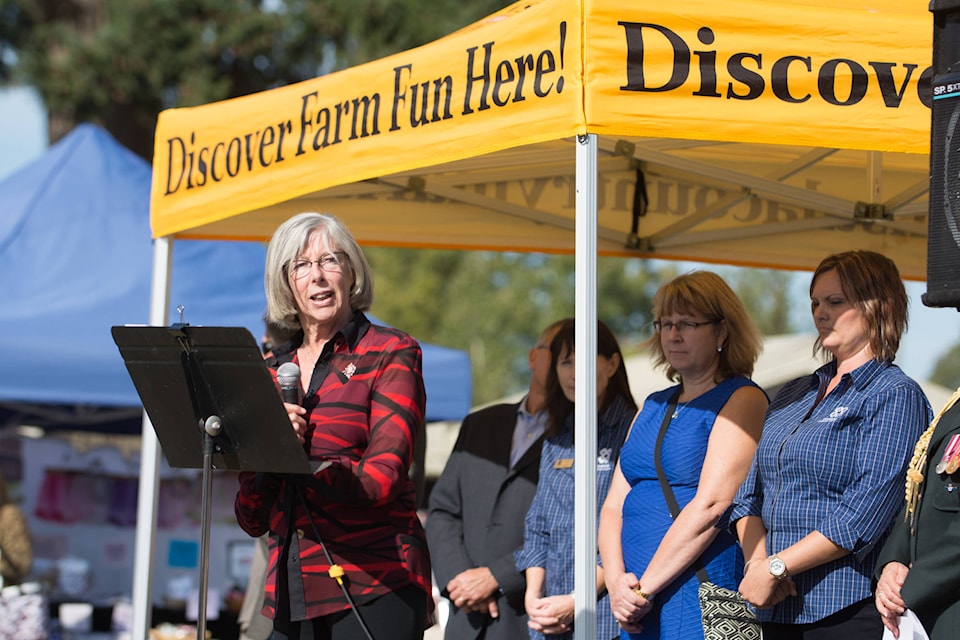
[516,319,638,640]
[726,251,932,639]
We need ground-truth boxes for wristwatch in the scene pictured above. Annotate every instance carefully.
[768,555,789,581]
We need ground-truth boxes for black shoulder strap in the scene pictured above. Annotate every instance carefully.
[653,388,711,585]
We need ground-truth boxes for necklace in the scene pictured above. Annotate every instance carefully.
[672,403,682,419]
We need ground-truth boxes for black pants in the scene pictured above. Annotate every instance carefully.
[273,585,427,640]
[760,597,883,640]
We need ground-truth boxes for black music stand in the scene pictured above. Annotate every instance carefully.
[112,324,312,640]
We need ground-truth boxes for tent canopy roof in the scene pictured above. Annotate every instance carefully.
[150,0,932,278]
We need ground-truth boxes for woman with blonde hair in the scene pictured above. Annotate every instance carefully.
[598,270,769,640]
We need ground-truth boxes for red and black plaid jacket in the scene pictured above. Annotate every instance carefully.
[234,311,433,623]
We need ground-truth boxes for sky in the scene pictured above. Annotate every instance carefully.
[2,86,959,385]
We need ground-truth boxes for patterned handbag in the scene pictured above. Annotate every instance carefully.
[654,391,762,640]
[697,580,761,640]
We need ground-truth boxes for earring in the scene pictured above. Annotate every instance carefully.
[716,345,722,352]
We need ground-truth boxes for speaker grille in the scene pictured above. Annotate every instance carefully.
[926,71,960,308]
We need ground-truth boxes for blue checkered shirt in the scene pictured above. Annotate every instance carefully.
[726,358,931,623]
[515,394,635,640]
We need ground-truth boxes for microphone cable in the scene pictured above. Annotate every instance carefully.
[295,488,376,640]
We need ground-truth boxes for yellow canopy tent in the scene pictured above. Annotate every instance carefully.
[150,0,930,276]
[133,1,933,638]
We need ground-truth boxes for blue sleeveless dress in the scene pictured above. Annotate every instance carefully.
[618,377,759,640]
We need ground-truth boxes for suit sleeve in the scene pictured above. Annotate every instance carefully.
[425,419,474,595]
[899,488,960,614]
[488,536,527,602]
[873,503,911,581]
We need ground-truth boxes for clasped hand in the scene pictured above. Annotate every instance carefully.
[607,573,652,634]
[875,561,908,638]
[446,567,500,618]
[738,561,797,609]
[525,593,575,635]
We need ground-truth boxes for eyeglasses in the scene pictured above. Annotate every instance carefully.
[288,252,346,279]
[653,319,718,333]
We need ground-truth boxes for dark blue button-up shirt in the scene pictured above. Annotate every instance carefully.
[726,358,931,624]
[515,394,636,640]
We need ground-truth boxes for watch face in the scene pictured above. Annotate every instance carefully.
[769,557,786,577]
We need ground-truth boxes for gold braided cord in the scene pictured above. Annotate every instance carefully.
[905,385,960,525]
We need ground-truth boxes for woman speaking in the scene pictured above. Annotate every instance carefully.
[234,212,433,640]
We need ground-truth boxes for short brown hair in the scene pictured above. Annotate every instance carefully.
[810,251,907,362]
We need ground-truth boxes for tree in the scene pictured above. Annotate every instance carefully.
[0,0,514,159]
[716,266,798,336]
[365,248,796,405]
[930,339,960,391]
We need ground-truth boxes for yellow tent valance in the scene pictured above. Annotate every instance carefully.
[585,0,930,150]
[151,0,584,238]
[150,0,933,279]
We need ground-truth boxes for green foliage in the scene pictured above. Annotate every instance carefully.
[715,266,798,336]
[930,339,960,391]
[365,249,796,405]
[0,0,515,157]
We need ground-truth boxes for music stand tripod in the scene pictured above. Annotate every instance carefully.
[112,324,311,640]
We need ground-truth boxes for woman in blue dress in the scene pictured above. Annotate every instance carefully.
[516,319,638,640]
[598,271,769,640]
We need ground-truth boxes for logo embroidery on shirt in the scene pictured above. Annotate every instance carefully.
[342,362,356,379]
[598,447,613,471]
[818,406,849,422]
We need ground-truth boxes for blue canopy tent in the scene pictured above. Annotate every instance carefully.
[0,124,471,431]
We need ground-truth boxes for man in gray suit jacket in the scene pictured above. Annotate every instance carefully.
[426,321,563,640]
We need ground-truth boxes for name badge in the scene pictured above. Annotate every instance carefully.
[554,458,574,469]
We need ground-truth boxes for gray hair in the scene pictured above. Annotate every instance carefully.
[264,213,374,329]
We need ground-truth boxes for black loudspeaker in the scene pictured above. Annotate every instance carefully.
[925,1,960,309]
[926,71,960,308]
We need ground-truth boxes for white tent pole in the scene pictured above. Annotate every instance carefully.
[574,133,599,640]
[132,236,172,640]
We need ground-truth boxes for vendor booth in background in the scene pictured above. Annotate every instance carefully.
[0,125,472,433]
[0,125,472,635]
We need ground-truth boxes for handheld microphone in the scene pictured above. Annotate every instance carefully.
[276,361,302,405]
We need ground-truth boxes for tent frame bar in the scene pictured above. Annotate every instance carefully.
[574,133,599,640]
[132,237,171,640]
